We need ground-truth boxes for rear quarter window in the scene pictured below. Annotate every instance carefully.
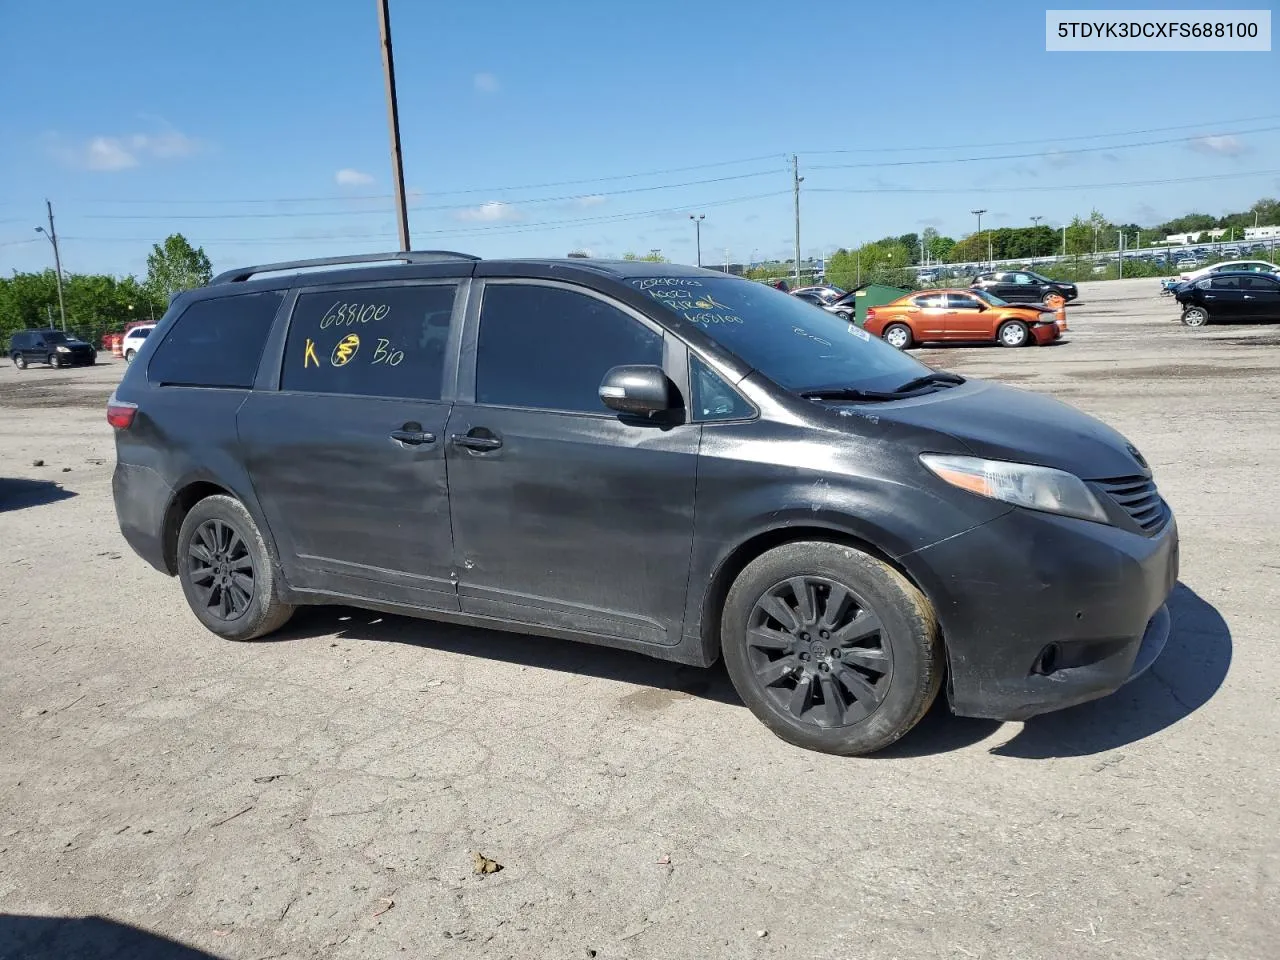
[148,291,284,388]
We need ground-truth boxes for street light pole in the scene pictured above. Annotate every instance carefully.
[35,200,67,332]
[375,0,411,251]
[1031,215,1043,228]
[689,214,704,267]
[971,209,987,269]
[792,155,804,283]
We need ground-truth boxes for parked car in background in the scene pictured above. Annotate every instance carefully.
[1175,271,1280,327]
[790,285,846,304]
[120,323,157,362]
[109,251,1175,757]
[793,289,855,322]
[9,329,97,369]
[1174,258,1199,272]
[1177,259,1280,283]
[971,270,1078,305]
[863,289,1066,349]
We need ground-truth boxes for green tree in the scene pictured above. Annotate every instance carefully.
[621,250,668,262]
[145,233,212,300]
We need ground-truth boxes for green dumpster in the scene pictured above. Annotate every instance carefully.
[846,283,912,327]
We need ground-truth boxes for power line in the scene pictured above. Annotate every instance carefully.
[61,190,792,245]
[808,168,1280,195]
[37,154,787,207]
[77,169,787,220]
[800,113,1280,155]
[808,125,1280,170]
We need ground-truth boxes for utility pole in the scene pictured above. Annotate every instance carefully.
[971,209,987,269]
[792,155,803,283]
[375,0,411,251]
[1118,230,1124,279]
[689,214,704,267]
[1031,215,1043,228]
[35,200,67,331]
[1062,223,1067,258]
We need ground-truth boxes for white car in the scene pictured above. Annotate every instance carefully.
[120,324,156,362]
[1178,259,1280,282]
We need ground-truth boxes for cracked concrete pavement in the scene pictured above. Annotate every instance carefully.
[1,278,1277,958]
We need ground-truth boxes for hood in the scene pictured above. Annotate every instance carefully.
[851,379,1145,480]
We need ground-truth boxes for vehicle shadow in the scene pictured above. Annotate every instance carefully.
[0,913,225,959]
[278,580,1227,760]
[0,477,76,514]
[885,581,1231,759]
[278,605,744,706]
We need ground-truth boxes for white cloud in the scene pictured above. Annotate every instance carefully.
[1188,135,1245,156]
[335,168,375,186]
[573,194,606,208]
[474,72,500,94]
[455,201,520,223]
[48,129,200,171]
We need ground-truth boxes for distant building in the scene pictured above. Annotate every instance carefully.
[1244,225,1280,241]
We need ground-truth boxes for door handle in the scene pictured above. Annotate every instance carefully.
[451,433,503,451]
[1243,295,1255,299]
[390,428,435,445]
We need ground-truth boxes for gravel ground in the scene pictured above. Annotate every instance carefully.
[1,278,1277,959]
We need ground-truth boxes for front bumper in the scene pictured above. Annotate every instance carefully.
[904,506,1179,721]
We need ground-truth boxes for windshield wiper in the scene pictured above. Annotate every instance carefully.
[891,371,965,394]
[798,387,903,402]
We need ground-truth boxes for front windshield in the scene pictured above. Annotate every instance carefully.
[971,289,1009,306]
[632,276,928,392]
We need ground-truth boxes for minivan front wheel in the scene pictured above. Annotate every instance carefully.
[12,354,26,370]
[721,542,942,756]
[176,495,295,641]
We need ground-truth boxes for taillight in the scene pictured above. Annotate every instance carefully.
[866,308,877,322]
[106,400,138,430]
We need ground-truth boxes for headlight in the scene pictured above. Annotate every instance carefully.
[55,345,70,353]
[920,453,1108,523]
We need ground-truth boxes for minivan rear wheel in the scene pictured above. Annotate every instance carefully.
[721,541,942,756]
[176,495,295,641]
[12,354,26,370]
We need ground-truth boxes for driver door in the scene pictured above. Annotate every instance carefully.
[942,292,991,341]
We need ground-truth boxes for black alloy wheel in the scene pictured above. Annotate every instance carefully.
[186,518,256,622]
[744,576,892,729]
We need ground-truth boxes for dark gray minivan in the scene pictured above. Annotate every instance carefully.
[110,252,1178,755]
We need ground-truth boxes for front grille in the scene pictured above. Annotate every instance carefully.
[1096,475,1167,532]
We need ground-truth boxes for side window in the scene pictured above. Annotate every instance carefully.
[1209,276,1240,290]
[149,291,284,389]
[281,283,455,400]
[912,294,945,308]
[945,293,981,309]
[1011,273,1032,284]
[476,284,663,413]
[690,354,753,422]
[1242,276,1279,290]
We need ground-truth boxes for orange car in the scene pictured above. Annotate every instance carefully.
[864,288,1067,349]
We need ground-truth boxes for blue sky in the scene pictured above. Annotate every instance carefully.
[1,0,1277,278]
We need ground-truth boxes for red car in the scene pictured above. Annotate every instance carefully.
[864,288,1067,349]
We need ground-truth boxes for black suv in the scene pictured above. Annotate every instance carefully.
[109,252,1177,756]
[971,270,1078,305]
[9,329,97,368]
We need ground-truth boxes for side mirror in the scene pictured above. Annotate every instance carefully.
[598,364,676,417]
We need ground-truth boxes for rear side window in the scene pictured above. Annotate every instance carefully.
[476,284,663,413]
[149,291,284,388]
[280,283,456,400]
[1209,276,1241,290]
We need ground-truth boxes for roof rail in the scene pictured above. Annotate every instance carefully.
[210,250,480,285]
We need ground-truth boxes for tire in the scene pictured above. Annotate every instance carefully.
[48,354,61,368]
[721,541,943,756]
[12,353,26,370]
[1041,290,1063,306]
[176,494,295,642]
[997,320,1030,347]
[125,349,136,363]
[1182,306,1210,328]
[882,323,914,350]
